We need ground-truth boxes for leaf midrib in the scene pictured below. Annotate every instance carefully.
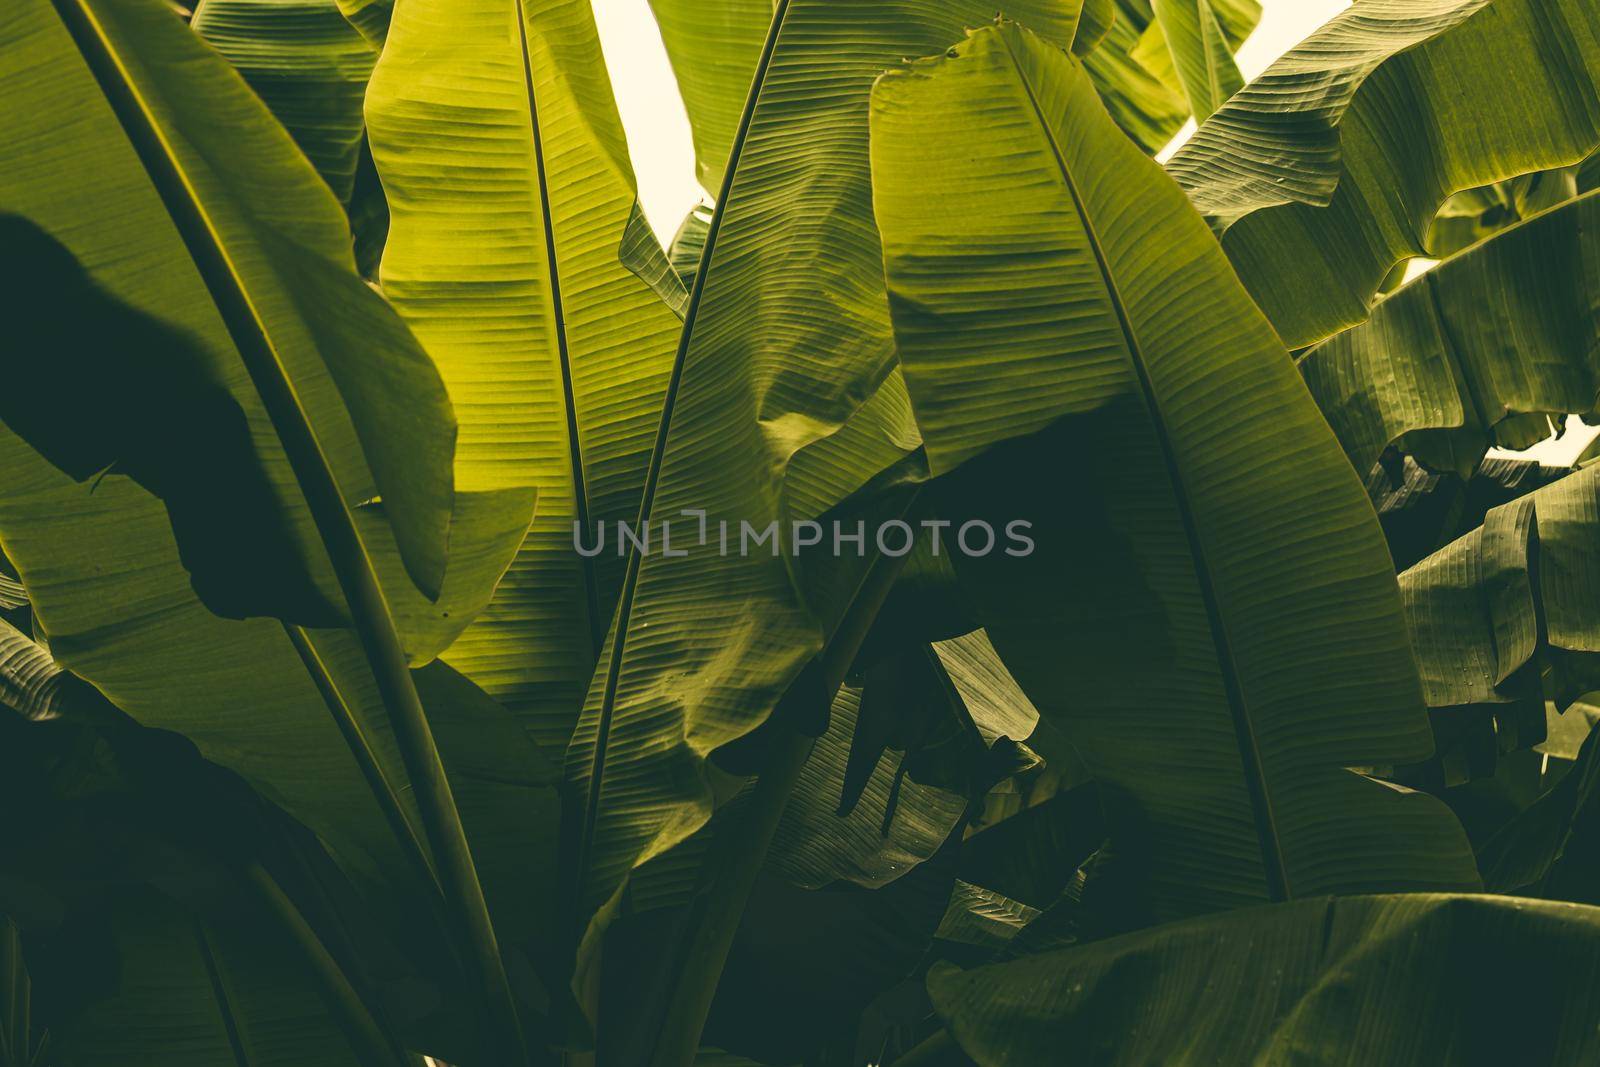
[993,26,1291,902]
[571,0,795,903]
[513,0,603,656]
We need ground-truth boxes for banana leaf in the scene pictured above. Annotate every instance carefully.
[651,0,1115,192]
[191,0,387,275]
[770,684,968,891]
[191,0,375,208]
[0,3,545,1056]
[646,0,772,194]
[1081,3,1189,155]
[1479,713,1600,899]
[363,0,681,757]
[1167,0,1600,348]
[1401,464,1600,722]
[565,8,1109,1056]
[0,679,412,1066]
[1425,165,1582,259]
[1299,191,1600,481]
[871,20,1478,921]
[1367,455,1573,572]
[1147,0,1249,120]
[330,0,386,45]
[927,894,1600,1065]
[564,0,1101,928]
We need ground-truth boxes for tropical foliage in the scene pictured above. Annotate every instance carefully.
[4,0,1600,1063]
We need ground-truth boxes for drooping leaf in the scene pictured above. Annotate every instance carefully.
[0,617,69,722]
[363,0,680,758]
[0,0,522,906]
[191,0,376,208]
[957,784,1106,910]
[1425,165,1582,259]
[0,0,536,639]
[839,631,1037,827]
[1167,0,1600,347]
[871,21,1477,920]
[932,881,1040,959]
[1367,455,1573,572]
[1081,5,1188,155]
[330,0,387,46]
[928,894,1600,1065]
[1540,697,1600,763]
[1080,0,1257,155]
[564,0,1100,925]
[1149,0,1246,121]
[1299,191,1600,481]
[1401,464,1600,725]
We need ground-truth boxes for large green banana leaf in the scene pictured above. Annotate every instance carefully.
[562,0,1101,927]
[1167,0,1600,348]
[870,21,1477,920]
[0,0,535,639]
[191,0,375,208]
[927,894,1600,1065]
[1299,191,1600,480]
[362,0,682,757]
[0,2,543,1057]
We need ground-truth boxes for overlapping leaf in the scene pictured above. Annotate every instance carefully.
[1147,0,1249,120]
[1167,0,1600,347]
[563,0,1099,925]
[1401,464,1600,720]
[1368,455,1573,572]
[191,0,375,208]
[1301,192,1600,482]
[363,0,681,756]
[871,21,1476,920]
[0,4,542,1056]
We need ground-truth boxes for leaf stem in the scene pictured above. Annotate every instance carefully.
[246,863,413,1067]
